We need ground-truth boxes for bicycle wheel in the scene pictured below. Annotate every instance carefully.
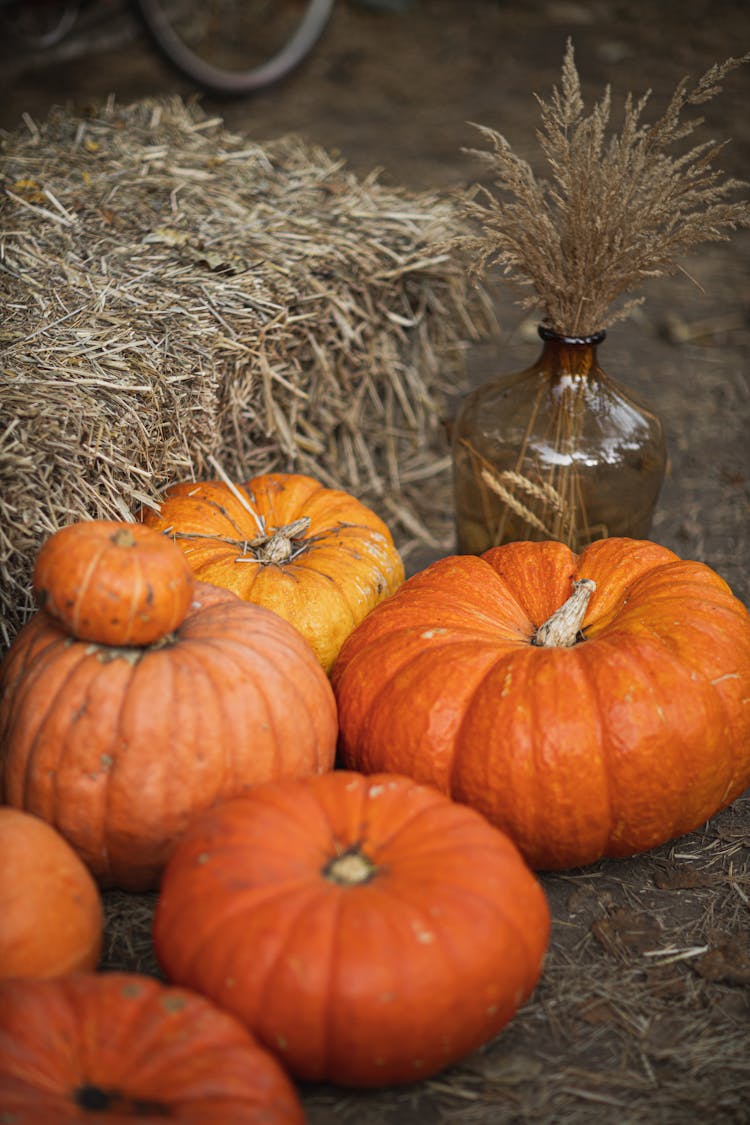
[0,0,80,48]
[134,0,335,95]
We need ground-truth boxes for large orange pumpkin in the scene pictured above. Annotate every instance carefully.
[0,580,336,890]
[0,808,102,980]
[331,538,750,870]
[32,520,195,647]
[140,472,404,671]
[0,973,304,1124]
[153,770,550,1088]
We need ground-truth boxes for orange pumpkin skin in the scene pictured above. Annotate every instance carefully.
[140,472,405,671]
[0,581,337,891]
[0,973,304,1125]
[331,538,750,870]
[0,808,102,980]
[153,770,550,1088]
[32,520,195,647]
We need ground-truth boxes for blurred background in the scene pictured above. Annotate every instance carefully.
[3,1,749,192]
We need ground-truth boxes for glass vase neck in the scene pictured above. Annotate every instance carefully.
[536,324,606,378]
[538,325,606,346]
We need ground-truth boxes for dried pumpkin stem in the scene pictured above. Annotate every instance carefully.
[168,518,313,565]
[84,631,177,665]
[110,527,137,548]
[533,578,595,648]
[238,517,313,565]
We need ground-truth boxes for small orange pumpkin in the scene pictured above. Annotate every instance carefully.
[32,519,195,647]
[153,770,550,1087]
[0,580,337,890]
[0,808,102,980]
[331,538,750,870]
[140,472,404,671]
[0,973,305,1124]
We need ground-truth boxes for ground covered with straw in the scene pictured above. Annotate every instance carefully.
[103,795,750,1124]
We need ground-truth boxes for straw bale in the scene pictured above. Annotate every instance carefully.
[0,95,493,647]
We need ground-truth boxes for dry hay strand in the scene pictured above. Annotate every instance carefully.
[0,95,494,646]
[102,890,161,980]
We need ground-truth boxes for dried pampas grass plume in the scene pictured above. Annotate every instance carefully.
[463,40,750,336]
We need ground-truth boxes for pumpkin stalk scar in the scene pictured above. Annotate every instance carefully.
[74,1084,170,1116]
[323,847,377,886]
[532,578,596,648]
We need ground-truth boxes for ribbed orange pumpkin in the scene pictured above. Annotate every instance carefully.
[153,770,550,1088]
[331,538,750,870]
[0,808,102,980]
[32,520,195,647]
[0,580,337,890]
[0,973,304,1124]
[140,472,404,671]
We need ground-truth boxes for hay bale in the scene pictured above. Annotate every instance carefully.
[0,96,493,647]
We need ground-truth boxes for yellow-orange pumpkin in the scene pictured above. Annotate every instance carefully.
[140,472,404,671]
[331,538,750,870]
[0,808,102,980]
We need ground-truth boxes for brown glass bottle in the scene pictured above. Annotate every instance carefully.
[452,326,667,555]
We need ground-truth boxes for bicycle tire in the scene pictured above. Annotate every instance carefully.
[133,0,335,96]
[0,0,80,48]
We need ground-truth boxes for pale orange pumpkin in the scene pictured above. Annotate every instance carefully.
[0,581,337,890]
[0,808,102,979]
[140,472,404,671]
[32,519,195,647]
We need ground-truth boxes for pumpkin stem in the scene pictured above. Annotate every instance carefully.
[85,631,177,665]
[168,518,313,565]
[533,578,595,648]
[324,847,376,886]
[251,517,312,566]
[110,527,137,549]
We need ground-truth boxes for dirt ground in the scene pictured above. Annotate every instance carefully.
[2,2,750,1123]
